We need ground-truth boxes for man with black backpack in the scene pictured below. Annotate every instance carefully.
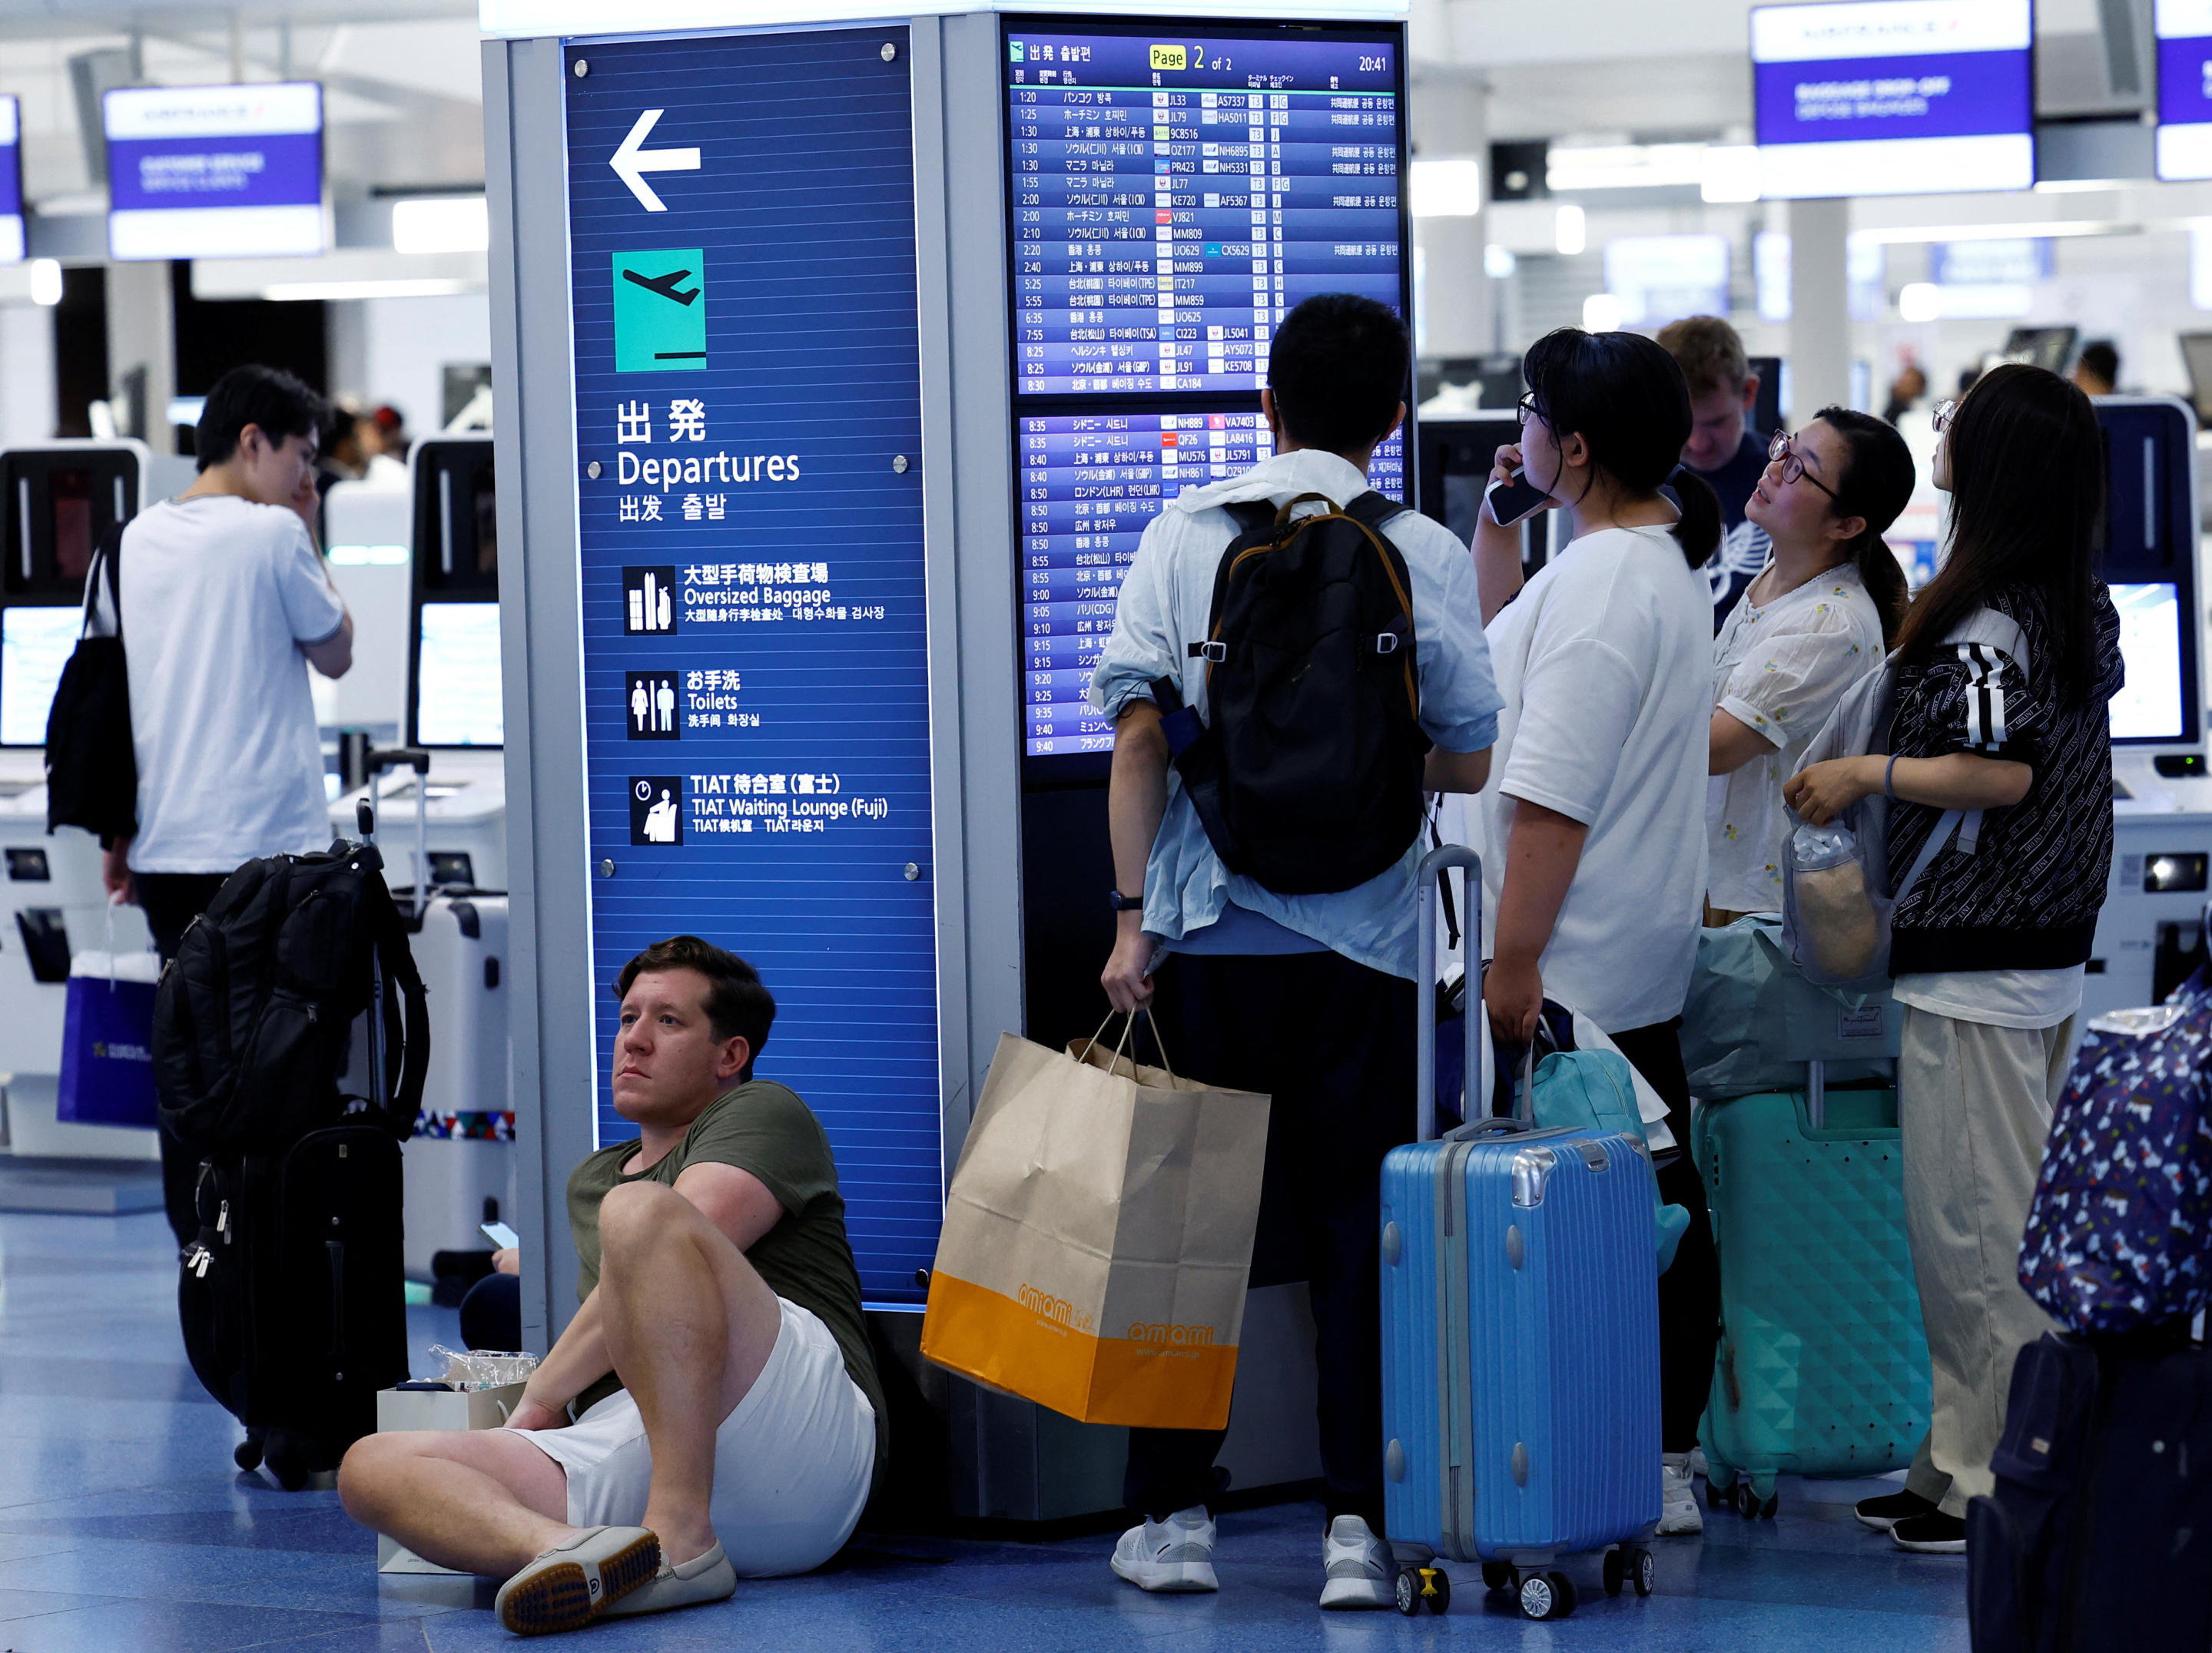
[1092,294,1501,1609]
[103,366,355,1247]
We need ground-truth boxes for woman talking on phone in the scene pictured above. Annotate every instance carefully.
[1785,364,2121,1553]
[1466,327,1721,1537]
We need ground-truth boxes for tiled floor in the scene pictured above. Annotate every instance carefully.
[0,1208,1970,1651]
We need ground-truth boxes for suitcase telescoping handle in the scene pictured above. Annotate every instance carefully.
[363,745,433,918]
[1416,843,1483,1145]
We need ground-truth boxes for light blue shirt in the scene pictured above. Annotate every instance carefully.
[1089,449,1502,981]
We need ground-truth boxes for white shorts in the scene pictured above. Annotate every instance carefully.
[510,1297,876,1578]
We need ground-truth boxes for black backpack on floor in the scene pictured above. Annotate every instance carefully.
[154,838,429,1153]
[1162,490,1430,895]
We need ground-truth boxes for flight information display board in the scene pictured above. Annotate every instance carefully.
[1020,409,1404,755]
[1006,22,1401,398]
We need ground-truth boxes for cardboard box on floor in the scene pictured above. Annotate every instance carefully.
[375,1382,529,1575]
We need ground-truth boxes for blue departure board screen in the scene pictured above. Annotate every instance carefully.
[1006,25,1401,397]
[1020,409,1405,756]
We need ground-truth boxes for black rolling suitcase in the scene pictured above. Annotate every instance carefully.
[167,777,430,1488]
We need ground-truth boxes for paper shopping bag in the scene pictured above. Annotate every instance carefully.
[920,1019,1269,1432]
[56,951,162,1128]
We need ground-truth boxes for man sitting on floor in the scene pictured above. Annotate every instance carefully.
[340,936,885,1635]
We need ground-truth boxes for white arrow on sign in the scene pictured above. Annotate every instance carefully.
[609,109,699,213]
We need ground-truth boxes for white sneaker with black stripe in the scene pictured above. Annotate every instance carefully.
[1318,1515,1394,1609]
[1111,1506,1217,1593]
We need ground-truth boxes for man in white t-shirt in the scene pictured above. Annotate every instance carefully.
[106,364,354,1244]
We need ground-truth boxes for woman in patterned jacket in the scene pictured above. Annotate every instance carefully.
[1786,363,2123,1555]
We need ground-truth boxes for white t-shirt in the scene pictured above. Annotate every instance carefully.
[1892,967,2084,1031]
[1460,522,1713,1032]
[1706,562,1886,914]
[119,495,347,873]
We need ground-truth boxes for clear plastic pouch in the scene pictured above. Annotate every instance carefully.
[426,1345,539,1391]
[1783,818,1892,988]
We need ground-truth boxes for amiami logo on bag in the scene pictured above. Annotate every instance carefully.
[91,1042,151,1062]
[1017,1283,1095,1336]
[1126,1320,1215,1348]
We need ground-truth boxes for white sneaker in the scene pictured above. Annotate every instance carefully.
[1660,1453,1703,1535]
[1318,1514,1394,1609]
[1112,1506,1218,1593]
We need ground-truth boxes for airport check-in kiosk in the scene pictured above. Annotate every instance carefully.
[329,435,515,1275]
[2086,396,2212,1019]
[485,1,1408,1521]
[0,441,158,1160]
[328,436,508,894]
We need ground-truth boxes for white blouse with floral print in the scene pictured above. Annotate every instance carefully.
[1706,561,1888,914]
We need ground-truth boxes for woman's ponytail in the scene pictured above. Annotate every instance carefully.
[1670,466,1722,569]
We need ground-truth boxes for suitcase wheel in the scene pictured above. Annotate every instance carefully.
[1519,1570,1575,1621]
[1481,1561,1517,1595]
[233,1426,264,1472]
[1728,1479,1779,1521]
[1607,1545,1657,1599]
[1392,1565,1451,1617]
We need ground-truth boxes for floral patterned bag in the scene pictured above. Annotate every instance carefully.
[2019,967,2212,1334]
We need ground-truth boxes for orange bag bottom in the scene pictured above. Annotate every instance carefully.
[920,1272,1239,1432]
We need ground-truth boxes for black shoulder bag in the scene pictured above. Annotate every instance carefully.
[45,522,138,843]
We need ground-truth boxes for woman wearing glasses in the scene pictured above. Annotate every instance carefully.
[1467,328,1721,1537]
[1705,410,1916,924]
[1786,365,2121,1553]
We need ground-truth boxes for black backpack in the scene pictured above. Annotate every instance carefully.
[154,839,429,1153]
[1162,490,1430,895]
[44,522,138,843]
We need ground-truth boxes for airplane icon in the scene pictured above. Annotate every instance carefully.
[622,267,699,306]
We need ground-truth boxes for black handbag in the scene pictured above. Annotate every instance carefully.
[44,522,137,843]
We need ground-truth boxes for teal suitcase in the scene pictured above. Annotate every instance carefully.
[1692,1074,1932,1516]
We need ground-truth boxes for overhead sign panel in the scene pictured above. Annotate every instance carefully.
[1006,25,1401,396]
[2157,0,2212,179]
[0,97,21,264]
[565,30,940,1305]
[103,82,325,260]
[1750,0,2034,198]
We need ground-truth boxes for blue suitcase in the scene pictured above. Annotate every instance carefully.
[1378,845,1663,1622]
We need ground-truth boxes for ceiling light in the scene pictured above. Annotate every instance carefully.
[28,259,61,307]
[263,279,475,301]
[392,196,490,256]
[1850,219,2116,246]
[1547,143,1706,193]
[1896,280,2033,321]
[1484,243,1517,279]
[1411,158,1482,218]
[1701,145,1761,204]
[1583,292,1623,332]
[1555,204,1587,256]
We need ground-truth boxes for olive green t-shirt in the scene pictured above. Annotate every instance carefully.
[565,1080,886,1482]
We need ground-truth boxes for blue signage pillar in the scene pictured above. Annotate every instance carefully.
[563,29,940,1304]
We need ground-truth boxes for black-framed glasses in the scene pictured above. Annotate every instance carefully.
[1516,390,1541,426]
[1767,429,1840,502]
[1932,397,1958,434]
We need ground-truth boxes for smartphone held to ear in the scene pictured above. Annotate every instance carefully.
[1485,465,1553,528]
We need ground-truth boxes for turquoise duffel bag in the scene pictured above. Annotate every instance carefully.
[1680,916,1899,1101]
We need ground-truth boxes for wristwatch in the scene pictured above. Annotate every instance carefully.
[1107,889,1143,913]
